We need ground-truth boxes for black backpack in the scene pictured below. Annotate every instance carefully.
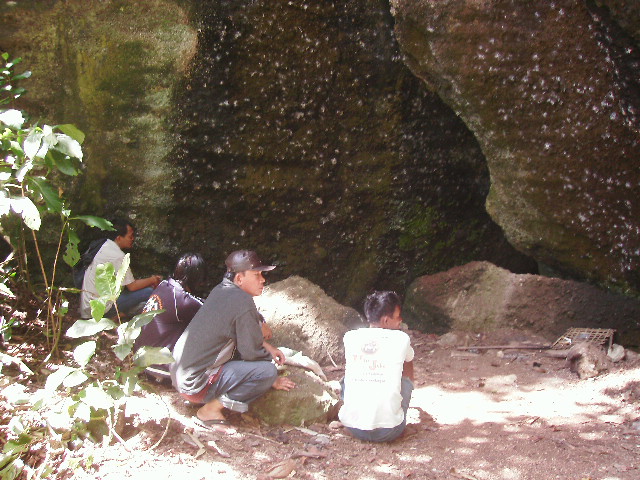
[72,238,108,288]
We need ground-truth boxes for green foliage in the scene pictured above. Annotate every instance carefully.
[0,52,113,355]
[2,256,170,478]
[0,53,154,479]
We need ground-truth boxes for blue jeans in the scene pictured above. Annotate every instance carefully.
[342,376,414,442]
[106,287,153,318]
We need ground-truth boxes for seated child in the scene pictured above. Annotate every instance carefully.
[338,291,414,442]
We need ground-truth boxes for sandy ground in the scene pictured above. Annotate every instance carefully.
[59,328,640,480]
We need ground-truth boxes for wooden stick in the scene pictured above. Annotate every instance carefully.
[456,344,551,351]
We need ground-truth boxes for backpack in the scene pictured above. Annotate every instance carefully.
[72,238,108,288]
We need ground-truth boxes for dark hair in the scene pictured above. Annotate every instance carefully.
[173,253,206,292]
[223,271,237,282]
[363,291,401,324]
[107,217,134,240]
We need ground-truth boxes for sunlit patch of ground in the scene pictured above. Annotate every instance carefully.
[411,367,640,426]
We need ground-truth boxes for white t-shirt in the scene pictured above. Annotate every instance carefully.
[339,327,414,430]
[79,239,134,318]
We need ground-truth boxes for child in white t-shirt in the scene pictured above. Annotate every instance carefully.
[338,291,414,442]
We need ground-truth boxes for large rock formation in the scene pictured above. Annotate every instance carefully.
[167,0,537,303]
[403,261,640,346]
[391,0,640,294]
[0,0,534,305]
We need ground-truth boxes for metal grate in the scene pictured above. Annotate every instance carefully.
[550,327,615,350]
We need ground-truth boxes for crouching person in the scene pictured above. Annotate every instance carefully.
[170,249,295,433]
[339,291,414,442]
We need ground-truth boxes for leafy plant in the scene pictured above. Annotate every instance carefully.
[0,52,112,353]
[0,52,150,479]
[1,255,171,478]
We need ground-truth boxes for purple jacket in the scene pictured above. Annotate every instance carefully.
[135,278,203,352]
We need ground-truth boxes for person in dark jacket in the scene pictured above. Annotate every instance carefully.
[135,253,207,379]
[171,250,295,432]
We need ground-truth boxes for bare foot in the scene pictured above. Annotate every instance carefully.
[193,416,237,434]
[272,376,296,391]
[195,399,236,434]
[197,398,226,422]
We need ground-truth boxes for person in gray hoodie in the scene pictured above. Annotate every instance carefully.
[171,250,295,432]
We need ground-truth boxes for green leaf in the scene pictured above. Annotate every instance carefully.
[113,343,132,362]
[63,240,80,268]
[115,321,131,344]
[1,384,29,405]
[89,299,106,321]
[80,386,114,410]
[105,384,125,401]
[56,124,85,144]
[52,133,83,160]
[6,434,31,455]
[62,370,89,388]
[0,457,23,480]
[119,370,141,396]
[129,310,163,331]
[27,176,62,213]
[115,254,130,294]
[44,365,75,392]
[133,346,174,368]
[95,262,120,299]
[68,228,80,245]
[15,158,34,183]
[66,318,116,339]
[6,417,27,437]
[23,129,43,159]
[46,149,81,176]
[9,196,40,230]
[72,215,114,231]
[11,71,31,81]
[73,401,91,422]
[7,140,23,157]
[73,341,96,367]
[0,109,24,129]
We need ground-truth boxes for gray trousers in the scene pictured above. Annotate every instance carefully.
[203,360,277,405]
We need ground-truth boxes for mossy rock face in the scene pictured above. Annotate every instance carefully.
[391,0,640,296]
[250,369,339,427]
[1,0,535,303]
[167,0,535,303]
[0,0,197,275]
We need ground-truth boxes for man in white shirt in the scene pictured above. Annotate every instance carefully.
[80,218,161,319]
[338,291,414,442]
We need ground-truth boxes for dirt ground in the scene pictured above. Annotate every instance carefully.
[53,328,640,480]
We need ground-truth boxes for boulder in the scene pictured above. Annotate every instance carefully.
[250,368,339,426]
[391,0,640,295]
[403,261,640,344]
[254,276,365,365]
